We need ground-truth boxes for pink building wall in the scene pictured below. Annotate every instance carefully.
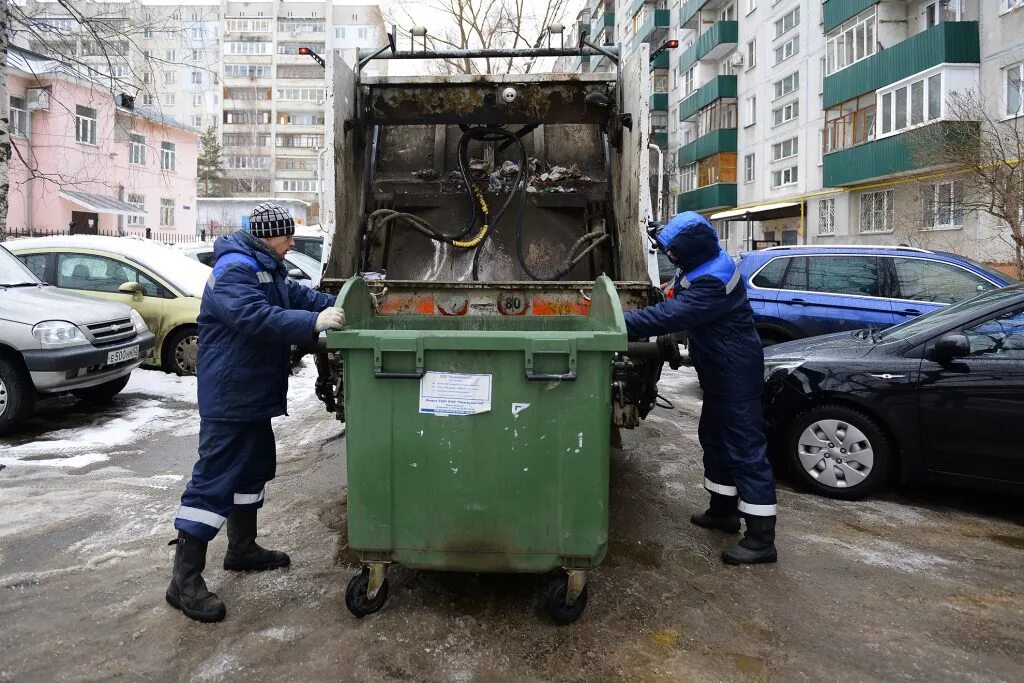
[6,71,199,235]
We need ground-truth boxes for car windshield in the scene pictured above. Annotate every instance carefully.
[286,250,321,275]
[0,246,41,286]
[956,256,1020,284]
[876,286,1024,342]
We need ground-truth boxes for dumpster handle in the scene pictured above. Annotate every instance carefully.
[524,368,577,382]
[374,369,426,380]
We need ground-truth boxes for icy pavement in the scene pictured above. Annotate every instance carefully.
[1,366,1023,682]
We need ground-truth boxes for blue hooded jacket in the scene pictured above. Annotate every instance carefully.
[197,232,336,420]
[625,211,764,398]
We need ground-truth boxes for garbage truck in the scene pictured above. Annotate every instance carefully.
[312,36,682,623]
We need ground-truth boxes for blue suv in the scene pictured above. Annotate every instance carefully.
[736,245,1017,344]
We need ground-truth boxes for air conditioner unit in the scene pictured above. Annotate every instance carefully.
[27,87,50,111]
[729,53,744,67]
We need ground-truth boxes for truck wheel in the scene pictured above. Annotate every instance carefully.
[72,374,131,404]
[0,356,35,437]
[345,568,389,618]
[544,575,588,625]
[163,326,199,376]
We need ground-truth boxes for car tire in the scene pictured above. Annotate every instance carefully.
[0,355,35,437]
[785,404,892,500]
[71,374,131,403]
[163,326,199,376]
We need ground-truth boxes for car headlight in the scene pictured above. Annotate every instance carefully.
[32,320,89,347]
[764,358,804,382]
[128,308,148,332]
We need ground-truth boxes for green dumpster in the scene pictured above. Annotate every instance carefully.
[327,275,627,623]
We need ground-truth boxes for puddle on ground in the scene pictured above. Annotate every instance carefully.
[725,652,768,678]
[649,629,679,649]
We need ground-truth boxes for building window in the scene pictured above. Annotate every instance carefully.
[193,93,203,107]
[772,100,799,126]
[826,8,876,76]
[924,1,962,27]
[225,18,272,32]
[696,99,738,137]
[683,67,695,96]
[773,71,799,100]
[163,93,176,106]
[127,194,145,226]
[276,88,325,102]
[1002,0,1024,13]
[191,71,202,84]
[745,96,756,126]
[161,141,176,172]
[773,7,799,40]
[697,153,737,187]
[879,74,941,136]
[770,165,798,189]
[818,198,836,236]
[357,27,370,40]
[226,155,271,169]
[224,64,271,78]
[745,0,756,14]
[226,41,271,55]
[824,93,876,153]
[75,105,97,145]
[165,50,176,62]
[746,39,756,68]
[191,115,203,128]
[9,96,28,137]
[165,71,176,85]
[160,198,174,227]
[681,163,697,192]
[923,180,964,229]
[192,49,200,61]
[142,94,154,106]
[128,134,146,165]
[110,64,127,79]
[275,133,325,148]
[223,133,271,147]
[771,137,799,162]
[860,190,894,233]
[774,36,799,65]
[1006,63,1024,117]
[335,26,346,39]
[743,153,755,183]
[143,71,153,85]
[277,179,319,193]
[224,110,272,125]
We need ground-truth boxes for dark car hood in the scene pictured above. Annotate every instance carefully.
[766,330,879,360]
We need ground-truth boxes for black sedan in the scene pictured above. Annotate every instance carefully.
[762,284,1024,500]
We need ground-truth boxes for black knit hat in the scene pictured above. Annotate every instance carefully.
[249,202,295,238]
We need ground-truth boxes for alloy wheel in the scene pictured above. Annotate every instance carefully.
[797,419,875,489]
[0,376,8,418]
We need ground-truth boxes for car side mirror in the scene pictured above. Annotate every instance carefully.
[931,332,970,361]
[287,268,308,280]
[119,281,144,301]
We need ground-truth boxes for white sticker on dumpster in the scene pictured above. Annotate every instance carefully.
[419,372,492,416]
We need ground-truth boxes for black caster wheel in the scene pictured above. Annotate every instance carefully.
[345,568,389,618]
[544,575,588,625]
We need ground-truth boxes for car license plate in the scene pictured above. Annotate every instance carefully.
[107,345,139,365]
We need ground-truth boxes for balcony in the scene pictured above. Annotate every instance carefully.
[678,75,736,122]
[679,0,712,30]
[823,22,980,109]
[822,120,978,187]
[650,92,669,111]
[653,130,668,148]
[677,183,736,213]
[677,129,737,167]
[823,0,881,33]
[630,9,672,50]
[678,21,738,73]
[651,50,670,68]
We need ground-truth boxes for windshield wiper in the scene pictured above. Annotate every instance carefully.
[0,282,41,287]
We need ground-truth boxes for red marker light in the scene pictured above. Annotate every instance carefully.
[666,39,679,49]
[298,47,310,55]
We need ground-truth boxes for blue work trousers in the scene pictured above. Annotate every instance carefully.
[698,396,777,516]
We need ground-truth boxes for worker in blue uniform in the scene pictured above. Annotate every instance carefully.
[167,203,346,622]
[626,211,778,565]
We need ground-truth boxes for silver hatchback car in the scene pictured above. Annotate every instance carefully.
[0,245,156,435]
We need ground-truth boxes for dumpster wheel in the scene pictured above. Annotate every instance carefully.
[345,566,389,618]
[544,572,589,625]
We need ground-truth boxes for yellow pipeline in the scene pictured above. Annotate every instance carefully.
[453,187,491,248]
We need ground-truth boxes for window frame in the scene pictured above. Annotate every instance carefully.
[773,71,799,101]
[160,141,176,172]
[859,189,895,234]
[75,105,98,146]
[818,198,836,236]
[890,256,1000,306]
[771,99,799,126]
[825,8,876,76]
[773,35,799,65]
[128,133,146,166]
[922,179,965,230]
[9,96,29,138]
[770,164,798,189]
[773,6,799,40]
[771,136,799,162]
[1006,63,1024,118]
[160,198,175,227]
[126,193,146,226]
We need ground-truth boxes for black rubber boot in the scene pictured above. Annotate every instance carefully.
[166,531,227,623]
[722,515,778,565]
[690,493,741,533]
[223,507,290,572]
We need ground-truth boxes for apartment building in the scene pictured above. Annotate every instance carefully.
[12,0,387,224]
[558,0,1024,265]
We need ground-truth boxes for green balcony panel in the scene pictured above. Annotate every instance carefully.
[823,0,879,33]
[650,93,669,111]
[655,9,671,28]
[604,11,615,28]
[677,129,737,167]
[651,51,670,68]
[678,21,738,73]
[679,0,711,29]
[678,75,737,121]
[823,22,979,109]
[822,121,978,187]
[677,183,736,213]
[653,131,669,148]
[630,9,671,50]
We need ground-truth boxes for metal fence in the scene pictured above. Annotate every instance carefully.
[0,227,210,245]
